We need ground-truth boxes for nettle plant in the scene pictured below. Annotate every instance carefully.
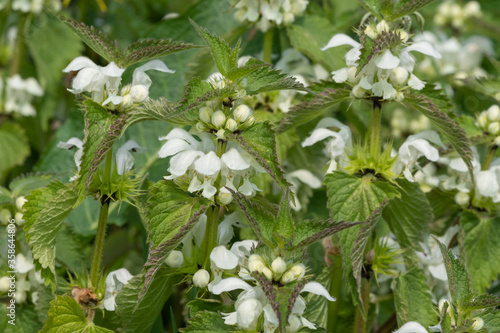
[8,0,500,333]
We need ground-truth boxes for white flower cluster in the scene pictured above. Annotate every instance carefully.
[63,57,173,109]
[477,105,500,146]
[197,103,255,138]
[0,75,43,117]
[416,32,493,82]
[322,20,441,101]
[434,1,481,28]
[302,118,444,182]
[0,253,44,304]
[159,129,265,202]
[234,0,309,32]
[193,243,334,332]
[390,109,431,138]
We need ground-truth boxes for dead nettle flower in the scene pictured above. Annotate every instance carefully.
[101,268,134,311]
[158,128,265,201]
[2,75,43,117]
[322,19,441,101]
[63,57,173,109]
[233,0,309,32]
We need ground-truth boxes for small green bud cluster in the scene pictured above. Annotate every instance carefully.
[247,255,306,284]
[363,20,409,43]
[196,103,255,138]
[476,105,500,145]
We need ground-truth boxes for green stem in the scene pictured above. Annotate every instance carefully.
[263,29,273,64]
[353,278,371,333]
[482,145,497,171]
[369,100,382,159]
[327,255,343,332]
[10,16,27,76]
[90,198,109,288]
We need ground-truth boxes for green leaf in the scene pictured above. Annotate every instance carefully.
[461,293,500,310]
[41,296,113,333]
[0,123,30,175]
[225,57,270,81]
[55,13,123,64]
[360,0,383,18]
[434,237,471,307]
[77,100,127,204]
[123,97,180,131]
[116,267,174,333]
[180,311,234,332]
[325,172,399,313]
[3,306,42,333]
[177,77,214,124]
[390,0,435,20]
[123,38,201,67]
[141,180,211,299]
[405,87,474,180]
[227,122,289,190]
[482,308,500,332]
[467,76,500,99]
[190,19,235,76]
[24,182,78,284]
[9,173,64,197]
[277,84,351,133]
[383,179,432,251]
[461,210,500,292]
[187,299,226,315]
[393,268,437,327]
[357,30,404,75]
[230,190,276,247]
[244,64,308,95]
[275,191,294,240]
[292,219,363,249]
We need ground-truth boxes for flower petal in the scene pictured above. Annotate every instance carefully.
[168,150,204,176]
[321,33,360,51]
[393,321,429,333]
[374,49,401,70]
[221,148,251,170]
[195,151,221,176]
[302,128,341,147]
[287,169,322,188]
[100,62,125,77]
[301,281,335,301]
[210,246,239,270]
[408,74,425,90]
[57,137,83,150]
[63,56,99,73]
[403,42,442,59]
[211,277,253,295]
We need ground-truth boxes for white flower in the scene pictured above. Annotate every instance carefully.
[236,298,263,330]
[57,137,83,181]
[281,263,306,284]
[102,268,134,311]
[127,60,174,103]
[115,140,145,175]
[181,214,207,259]
[393,321,428,333]
[0,276,10,293]
[286,169,322,211]
[302,118,352,173]
[165,250,184,268]
[16,254,34,274]
[4,75,43,116]
[271,257,287,279]
[193,269,210,288]
[208,246,239,291]
[218,211,246,246]
[393,131,444,182]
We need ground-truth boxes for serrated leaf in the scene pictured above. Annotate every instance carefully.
[0,123,30,175]
[225,57,270,81]
[325,172,400,314]
[41,296,112,333]
[123,97,180,131]
[180,311,234,332]
[434,237,471,307]
[390,0,435,20]
[141,180,211,300]
[77,100,127,204]
[383,179,432,251]
[24,182,78,284]
[190,19,235,76]
[462,293,500,310]
[116,267,174,333]
[244,64,308,95]
[482,308,500,332]
[360,0,383,18]
[187,299,226,315]
[292,219,363,249]
[405,86,474,180]
[461,210,500,292]
[393,268,437,327]
[230,190,276,247]
[275,190,294,240]
[9,173,63,197]
[466,76,500,99]
[123,38,201,67]
[277,85,351,133]
[55,13,123,64]
[177,77,214,124]
[3,306,42,333]
[227,122,289,190]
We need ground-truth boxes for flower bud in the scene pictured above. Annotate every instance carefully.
[398,29,409,43]
[165,250,184,268]
[129,84,149,103]
[287,315,301,333]
[217,191,233,205]
[16,196,27,211]
[261,267,273,280]
[211,110,226,128]
[390,67,409,86]
[364,25,378,40]
[233,105,252,123]
[477,112,488,129]
[243,116,255,128]
[32,291,39,305]
[464,1,481,18]
[347,66,359,83]
[487,105,500,122]
[438,299,449,313]
[248,258,265,273]
[454,191,469,206]
[0,209,12,224]
[199,106,214,123]
[120,94,134,108]
[0,276,10,293]
[495,136,500,146]
[225,118,238,132]
[471,317,484,331]
[216,129,226,140]
[281,263,306,284]
[488,122,500,135]
[196,121,208,132]
[376,20,389,34]
[352,85,366,98]
[193,269,210,288]
[15,212,24,226]
[271,257,287,279]
[120,84,131,96]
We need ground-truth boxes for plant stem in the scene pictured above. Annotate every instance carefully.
[353,278,371,333]
[202,205,219,270]
[10,16,27,76]
[263,29,273,64]
[90,197,109,288]
[482,145,497,170]
[369,100,382,159]
[327,255,343,332]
